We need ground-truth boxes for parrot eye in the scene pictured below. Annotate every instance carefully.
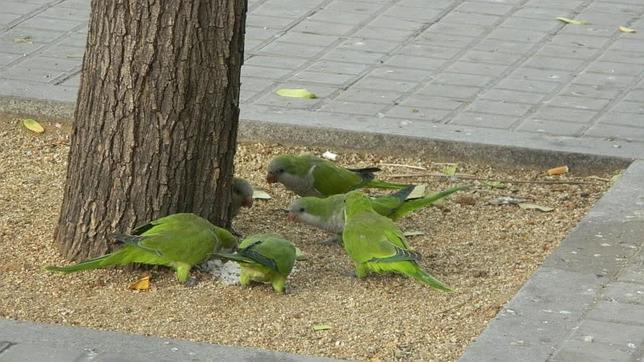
[299,207,305,212]
[278,168,284,173]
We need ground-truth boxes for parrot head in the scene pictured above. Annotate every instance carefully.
[287,197,325,225]
[287,198,306,222]
[232,177,254,208]
[266,156,290,184]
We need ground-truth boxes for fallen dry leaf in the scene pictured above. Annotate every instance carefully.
[619,26,636,33]
[312,324,331,331]
[128,275,151,291]
[252,190,272,199]
[276,88,317,99]
[556,17,589,25]
[547,165,569,176]
[22,118,44,134]
[406,184,426,200]
[441,163,458,177]
[14,35,33,43]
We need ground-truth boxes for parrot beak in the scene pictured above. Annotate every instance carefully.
[287,212,297,222]
[242,197,253,208]
[266,173,277,184]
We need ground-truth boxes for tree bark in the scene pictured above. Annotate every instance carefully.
[55,0,247,259]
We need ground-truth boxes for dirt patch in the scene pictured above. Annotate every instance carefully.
[0,114,618,361]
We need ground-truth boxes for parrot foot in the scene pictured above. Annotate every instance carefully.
[341,270,359,278]
[320,235,342,245]
[183,276,199,287]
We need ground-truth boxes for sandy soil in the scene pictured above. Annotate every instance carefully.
[0,114,618,361]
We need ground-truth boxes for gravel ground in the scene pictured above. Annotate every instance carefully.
[0,114,618,361]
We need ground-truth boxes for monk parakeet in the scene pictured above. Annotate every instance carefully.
[214,233,296,294]
[231,177,254,218]
[288,185,465,240]
[342,191,451,291]
[46,213,238,284]
[266,154,409,197]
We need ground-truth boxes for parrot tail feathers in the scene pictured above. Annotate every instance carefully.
[45,254,112,273]
[347,167,381,181]
[392,185,466,219]
[365,180,412,190]
[213,252,255,265]
[389,184,416,201]
[408,266,452,292]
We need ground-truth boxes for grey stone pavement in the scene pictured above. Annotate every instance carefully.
[0,0,643,361]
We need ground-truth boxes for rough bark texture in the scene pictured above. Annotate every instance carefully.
[55,0,247,259]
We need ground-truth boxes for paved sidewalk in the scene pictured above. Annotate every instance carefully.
[1,0,644,158]
[1,0,643,361]
[0,318,336,362]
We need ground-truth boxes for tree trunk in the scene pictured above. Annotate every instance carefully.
[55,0,247,260]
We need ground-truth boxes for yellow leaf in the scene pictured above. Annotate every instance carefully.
[22,118,44,133]
[276,88,317,99]
[547,165,569,176]
[557,17,589,25]
[14,35,33,43]
[128,275,151,291]
[441,163,458,177]
[619,26,636,33]
[312,324,331,331]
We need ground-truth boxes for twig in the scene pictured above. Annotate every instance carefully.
[388,172,606,185]
[379,163,427,171]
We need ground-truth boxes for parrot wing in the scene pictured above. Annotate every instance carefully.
[238,240,279,271]
[310,162,363,195]
[126,213,217,265]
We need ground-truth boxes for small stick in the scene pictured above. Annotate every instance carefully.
[379,163,427,170]
[388,173,605,185]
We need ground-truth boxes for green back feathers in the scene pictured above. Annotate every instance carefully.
[238,234,296,276]
[213,226,239,250]
[310,161,364,195]
[344,191,376,218]
[46,213,234,283]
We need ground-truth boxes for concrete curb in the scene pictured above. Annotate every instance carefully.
[0,96,637,173]
[0,318,338,362]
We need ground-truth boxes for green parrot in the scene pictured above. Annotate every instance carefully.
[266,154,409,197]
[231,177,254,218]
[46,213,238,284]
[288,185,466,241]
[341,191,451,291]
[214,233,296,294]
